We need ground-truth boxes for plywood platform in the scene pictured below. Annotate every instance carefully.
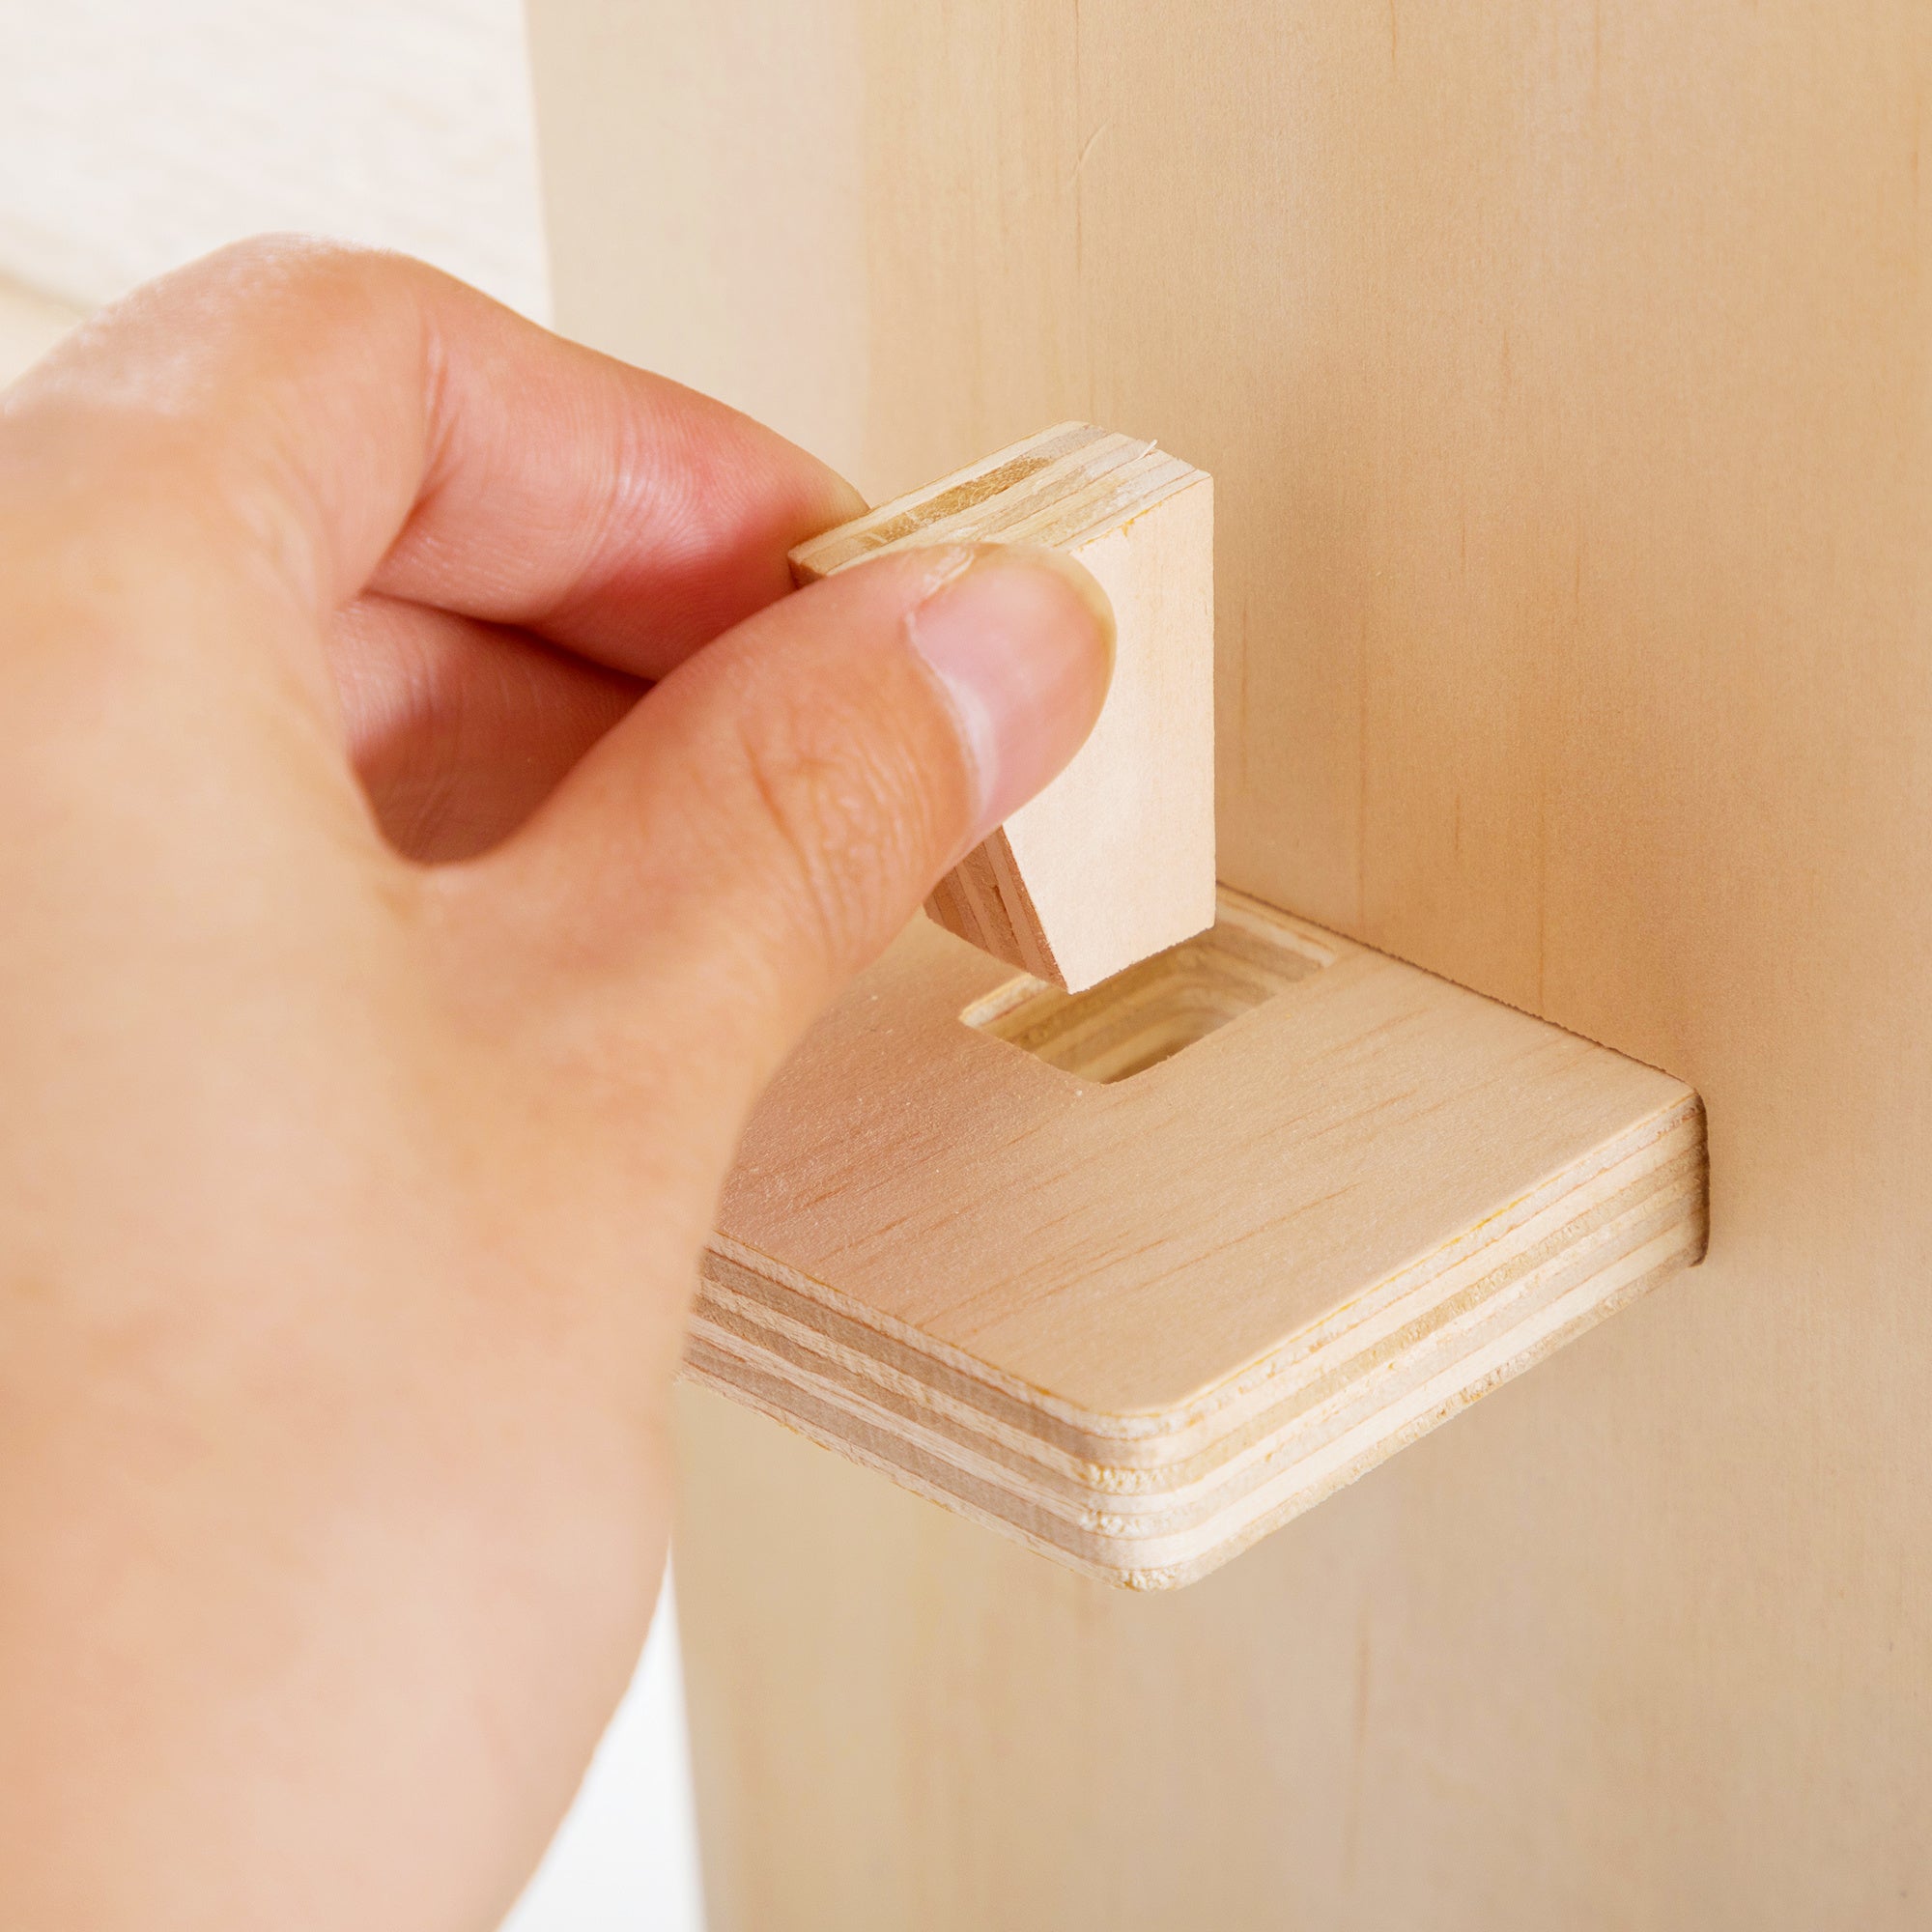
[686,890,1706,1589]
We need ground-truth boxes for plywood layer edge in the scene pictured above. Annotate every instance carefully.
[686,891,1706,1589]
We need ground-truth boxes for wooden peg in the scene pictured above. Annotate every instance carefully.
[789,423,1215,993]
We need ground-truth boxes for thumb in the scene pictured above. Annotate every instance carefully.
[460,542,1115,1083]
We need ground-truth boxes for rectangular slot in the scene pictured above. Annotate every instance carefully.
[960,893,1332,1083]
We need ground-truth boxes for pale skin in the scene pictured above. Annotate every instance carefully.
[0,240,1112,1929]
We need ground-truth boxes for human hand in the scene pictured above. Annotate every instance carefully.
[0,241,1111,1930]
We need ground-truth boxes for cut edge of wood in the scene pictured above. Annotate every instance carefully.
[684,1186,1703,1590]
[697,1120,1703,1487]
[697,1077,1705,1457]
[685,987,1708,1585]
[787,420,1205,582]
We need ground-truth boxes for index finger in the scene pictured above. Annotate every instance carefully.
[0,237,864,681]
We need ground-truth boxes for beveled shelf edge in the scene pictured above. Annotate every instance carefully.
[688,880,1710,1588]
[684,1186,1702,1589]
[685,1104,1706,1589]
[699,1094,1703,1481]
[696,1118,1701,1496]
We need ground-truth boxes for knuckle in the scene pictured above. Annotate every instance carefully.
[202,234,409,304]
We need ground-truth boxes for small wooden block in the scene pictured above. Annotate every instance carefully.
[789,423,1215,993]
[688,892,1707,1589]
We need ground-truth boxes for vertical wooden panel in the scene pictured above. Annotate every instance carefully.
[856,0,1084,494]
[532,0,871,470]
[528,0,1932,1923]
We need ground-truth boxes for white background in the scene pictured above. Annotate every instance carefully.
[0,5,705,1925]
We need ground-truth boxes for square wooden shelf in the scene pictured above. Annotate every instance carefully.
[686,890,1706,1589]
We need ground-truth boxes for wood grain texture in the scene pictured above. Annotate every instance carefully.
[693,890,1702,1588]
[530,0,1932,1921]
[792,422,1215,989]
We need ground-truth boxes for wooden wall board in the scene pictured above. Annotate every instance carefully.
[793,422,1216,992]
[690,890,1703,1589]
[529,0,1932,1920]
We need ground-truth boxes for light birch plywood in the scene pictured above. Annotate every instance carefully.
[689,890,1703,1589]
[532,0,1932,1920]
[792,423,1215,991]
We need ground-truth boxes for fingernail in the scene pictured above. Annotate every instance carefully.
[906,545,1116,843]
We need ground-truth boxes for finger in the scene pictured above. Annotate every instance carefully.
[327,597,644,863]
[1,237,864,685]
[447,545,1115,1094]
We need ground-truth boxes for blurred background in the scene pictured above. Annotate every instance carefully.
[0,3,704,1925]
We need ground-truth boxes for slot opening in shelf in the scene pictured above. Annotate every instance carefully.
[960,895,1333,1083]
